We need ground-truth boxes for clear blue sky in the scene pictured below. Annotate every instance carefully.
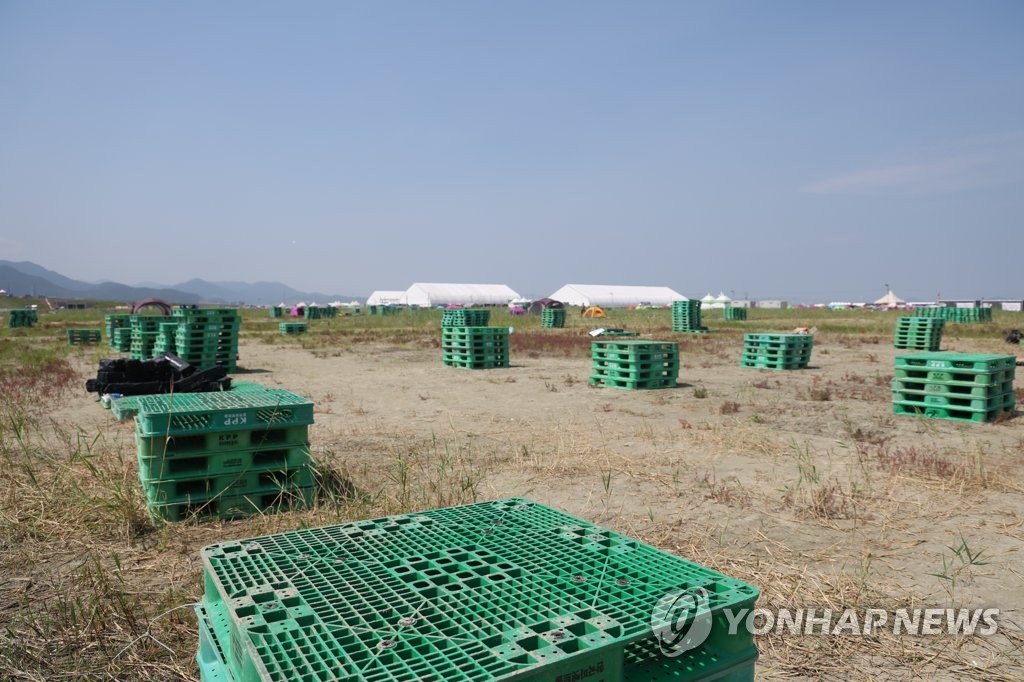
[1,1,1021,301]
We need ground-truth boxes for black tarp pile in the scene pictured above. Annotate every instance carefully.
[85,353,231,397]
[1006,329,1022,345]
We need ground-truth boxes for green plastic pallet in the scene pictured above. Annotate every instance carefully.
[444,359,510,369]
[591,367,678,382]
[895,352,1015,373]
[196,605,233,682]
[67,328,103,344]
[593,340,677,354]
[442,326,508,338]
[740,359,807,371]
[442,350,509,361]
[442,309,491,327]
[740,347,811,358]
[132,389,315,437]
[890,392,1014,413]
[593,359,680,372]
[890,379,1013,398]
[142,466,315,504]
[136,424,309,457]
[892,402,1012,424]
[198,498,758,682]
[589,375,678,390]
[139,444,311,481]
[148,485,315,522]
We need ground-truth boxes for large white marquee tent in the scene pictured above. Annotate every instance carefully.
[546,284,686,308]
[366,290,408,306]
[403,283,521,307]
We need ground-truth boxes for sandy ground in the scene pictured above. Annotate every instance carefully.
[52,329,1024,679]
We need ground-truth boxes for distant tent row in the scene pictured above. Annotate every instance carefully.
[364,282,694,309]
[700,292,733,309]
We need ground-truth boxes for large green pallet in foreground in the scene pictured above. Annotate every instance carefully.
[198,498,759,682]
[129,387,314,437]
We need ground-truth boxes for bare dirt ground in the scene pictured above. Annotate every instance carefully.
[26,327,1024,679]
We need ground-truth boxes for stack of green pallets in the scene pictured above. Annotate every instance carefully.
[912,307,945,319]
[541,307,566,328]
[303,306,322,320]
[672,300,708,333]
[894,317,944,351]
[279,322,307,335]
[442,326,509,369]
[7,309,38,328]
[913,307,992,323]
[269,307,283,318]
[741,333,812,370]
[172,308,241,372]
[195,498,759,682]
[724,307,747,321]
[66,328,102,345]
[590,340,679,389]
[152,322,180,356]
[131,385,315,521]
[948,307,992,323]
[105,314,131,348]
[130,315,177,360]
[112,327,133,352]
[442,309,491,327]
[892,352,1015,423]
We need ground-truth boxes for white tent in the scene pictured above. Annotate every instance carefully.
[366,290,407,306]
[546,284,687,308]
[874,290,905,307]
[702,292,732,309]
[403,283,521,307]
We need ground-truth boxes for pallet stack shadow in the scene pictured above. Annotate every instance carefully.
[892,352,1015,423]
[195,498,759,682]
[441,309,509,369]
[8,309,38,328]
[279,322,307,335]
[740,333,812,370]
[121,383,316,521]
[67,328,102,345]
[724,306,747,321]
[541,307,566,328]
[894,316,943,351]
[590,340,679,389]
[913,306,992,323]
[672,300,709,333]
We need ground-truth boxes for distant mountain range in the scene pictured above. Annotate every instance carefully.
[0,261,359,306]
